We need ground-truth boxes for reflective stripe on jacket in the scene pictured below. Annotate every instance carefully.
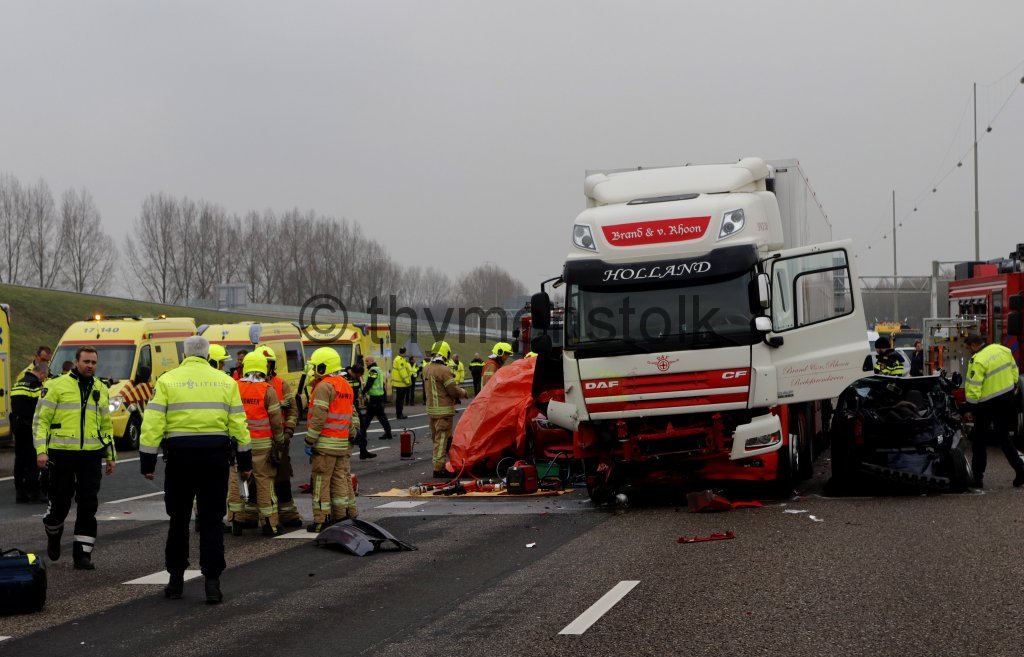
[966,343,1019,404]
[139,357,251,473]
[481,358,501,388]
[873,350,905,377]
[32,369,114,459]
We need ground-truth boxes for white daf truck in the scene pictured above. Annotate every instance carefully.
[529,157,869,500]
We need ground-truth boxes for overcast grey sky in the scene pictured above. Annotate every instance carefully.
[2,1,1022,291]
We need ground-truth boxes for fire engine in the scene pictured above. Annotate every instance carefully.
[944,244,1024,433]
[530,157,869,501]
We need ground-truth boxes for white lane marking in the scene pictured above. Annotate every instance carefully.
[559,581,640,635]
[0,476,12,482]
[366,424,429,434]
[375,501,428,509]
[0,636,11,642]
[367,446,391,453]
[105,491,164,504]
[124,570,202,585]
[275,531,316,540]
[118,457,140,463]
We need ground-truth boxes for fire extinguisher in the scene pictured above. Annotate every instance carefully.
[400,429,416,459]
[351,473,359,497]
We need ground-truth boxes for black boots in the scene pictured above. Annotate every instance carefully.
[359,449,378,460]
[165,572,184,599]
[73,554,95,570]
[205,578,222,604]
[45,527,62,561]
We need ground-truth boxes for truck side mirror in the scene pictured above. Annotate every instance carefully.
[532,333,553,356]
[754,316,772,333]
[1008,311,1023,338]
[531,292,552,330]
[1009,294,1024,312]
[757,273,770,309]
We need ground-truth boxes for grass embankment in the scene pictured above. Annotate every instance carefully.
[1,284,498,372]
[0,284,283,370]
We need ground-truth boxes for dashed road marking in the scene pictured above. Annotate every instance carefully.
[276,531,316,540]
[105,491,164,504]
[375,500,429,509]
[124,570,202,585]
[559,581,640,635]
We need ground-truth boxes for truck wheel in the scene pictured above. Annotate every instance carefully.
[796,408,814,481]
[770,429,800,498]
[117,414,142,452]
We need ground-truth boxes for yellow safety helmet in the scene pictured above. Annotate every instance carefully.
[208,344,229,364]
[431,340,452,360]
[525,351,537,358]
[493,342,514,357]
[308,346,342,376]
[255,344,277,361]
[242,351,268,376]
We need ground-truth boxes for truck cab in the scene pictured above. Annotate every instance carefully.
[535,158,869,498]
[51,315,197,450]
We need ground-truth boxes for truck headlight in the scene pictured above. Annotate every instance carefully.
[718,209,745,240]
[109,396,124,414]
[572,224,597,251]
[746,430,781,449]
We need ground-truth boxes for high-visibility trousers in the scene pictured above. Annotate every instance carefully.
[310,452,357,523]
[429,415,454,470]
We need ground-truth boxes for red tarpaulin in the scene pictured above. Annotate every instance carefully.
[447,358,537,474]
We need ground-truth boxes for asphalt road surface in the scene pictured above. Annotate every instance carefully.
[3,404,1024,657]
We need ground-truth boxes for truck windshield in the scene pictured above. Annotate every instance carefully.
[51,345,137,382]
[566,273,758,354]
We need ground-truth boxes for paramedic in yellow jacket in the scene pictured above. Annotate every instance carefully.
[305,347,359,533]
[34,346,115,570]
[424,340,467,478]
[230,351,286,536]
[139,336,251,603]
[391,347,413,419]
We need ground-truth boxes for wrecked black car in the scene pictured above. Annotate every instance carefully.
[828,374,972,494]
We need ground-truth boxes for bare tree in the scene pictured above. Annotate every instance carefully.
[24,179,63,288]
[0,173,30,284]
[456,263,527,309]
[127,193,180,303]
[60,188,118,294]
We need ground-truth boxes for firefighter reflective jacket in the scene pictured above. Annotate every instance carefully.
[873,349,905,377]
[363,365,385,397]
[965,343,1019,404]
[391,355,412,388]
[238,379,285,451]
[139,356,251,474]
[33,369,114,460]
[306,375,355,454]
[424,360,465,418]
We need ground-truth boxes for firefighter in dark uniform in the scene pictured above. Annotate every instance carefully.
[962,333,1024,488]
[872,337,905,376]
[34,347,116,570]
[344,363,376,460]
[469,354,485,395]
[11,363,49,503]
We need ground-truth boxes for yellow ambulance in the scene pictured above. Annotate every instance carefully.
[0,303,11,445]
[199,321,306,407]
[297,322,392,396]
[51,315,197,450]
